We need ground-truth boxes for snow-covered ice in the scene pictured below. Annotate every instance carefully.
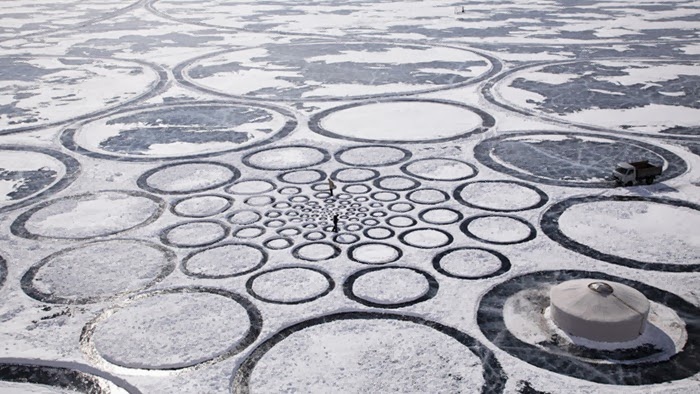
[0,1,699,393]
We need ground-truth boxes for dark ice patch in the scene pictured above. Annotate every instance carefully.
[98,106,274,155]
[0,167,58,201]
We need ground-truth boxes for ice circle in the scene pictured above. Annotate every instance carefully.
[419,207,464,225]
[348,242,402,265]
[12,190,164,240]
[334,232,360,244]
[227,209,262,225]
[182,243,267,278]
[461,215,537,245]
[311,100,491,143]
[263,237,294,250]
[433,247,510,279]
[226,179,276,195]
[292,242,341,262]
[400,158,478,181]
[361,226,391,240]
[0,56,161,134]
[171,194,233,218]
[371,191,400,202]
[454,180,548,212]
[331,168,380,182]
[335,145,412,167]
[138,161,240,194]
[388,202,414,213]
[231,312,505,393]
[179,42,493,101]
[243,145,330,170]
[0,146,80,214]
[233,226,266,239]
[399,228,453,249]
[373,175,421,191]
[247,267,334,304]
[406,188,450,205]
[543,196,700,272]
[245,195,275,207]
[345,266,438,308]
[83,288,261,371]
[160,220,229,248]
[21,239,176,304]
[386,215,417,228]
[278,169,326,184]
[474,132,686,188]
[63,102,295,160]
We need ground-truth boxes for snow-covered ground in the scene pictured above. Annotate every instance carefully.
[0,1,699,393]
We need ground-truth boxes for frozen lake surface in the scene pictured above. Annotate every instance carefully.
[0,1,699,393]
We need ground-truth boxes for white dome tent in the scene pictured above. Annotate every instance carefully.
[549,279,650,342]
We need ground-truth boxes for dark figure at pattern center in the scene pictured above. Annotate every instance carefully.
[328,178,336,197]
[332,214,339,233]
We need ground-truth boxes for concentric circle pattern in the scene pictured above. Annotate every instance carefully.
[4,2,699,392]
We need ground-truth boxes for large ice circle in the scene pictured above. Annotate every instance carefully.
[83,287,261,371]
[311,100,491,143]
[231,312,506,393]
[63,103,295,161]
[179,42,493,101]
[11,190,164,240]
[0,146,80,214]
[474,132,686,187]
[21,239,176,304]
[0,56,161,134]
[542,196,700,272]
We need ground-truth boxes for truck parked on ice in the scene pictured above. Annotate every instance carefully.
[612,161,662,186]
